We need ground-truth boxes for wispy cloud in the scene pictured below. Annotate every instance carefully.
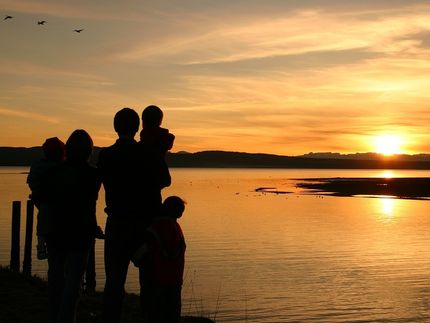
[113,5,430,66]
[0,106,59,123]
[0,0,153,21]
[0,58,115,85]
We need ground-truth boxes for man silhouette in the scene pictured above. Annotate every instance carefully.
[98,108,167,323]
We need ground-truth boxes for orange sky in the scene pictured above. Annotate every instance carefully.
[1,1,430,155]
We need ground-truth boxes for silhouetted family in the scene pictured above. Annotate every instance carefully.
[27,106,185,323]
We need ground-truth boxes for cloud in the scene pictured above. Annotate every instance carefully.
[398,30,430,49]
[0,0,153,21]
[180,49,381,76]
[161,48,430,153]
[0,106,59,123]
[111,4,430,66]
[0,58,114,84]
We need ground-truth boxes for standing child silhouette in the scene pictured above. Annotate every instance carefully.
[27,137,65,260]
[133,196,186,323]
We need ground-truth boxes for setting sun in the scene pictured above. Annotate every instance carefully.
[374,135,403,156]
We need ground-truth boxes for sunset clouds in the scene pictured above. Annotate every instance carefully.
[1,0,430,154]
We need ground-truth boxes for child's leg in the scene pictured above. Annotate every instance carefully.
[37,235,48,260]
[164,285,182,323]
[140,282,163,323]
[84,240,96,292]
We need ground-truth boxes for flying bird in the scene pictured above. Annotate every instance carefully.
[74,29,84,33]
[4,15,13,20]
[37,20,46,25]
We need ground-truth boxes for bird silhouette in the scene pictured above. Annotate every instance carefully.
[4,15,13,20]
[37,20,46,25]
[74,29,84,33]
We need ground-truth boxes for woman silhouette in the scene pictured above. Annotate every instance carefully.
[46,129,101,323]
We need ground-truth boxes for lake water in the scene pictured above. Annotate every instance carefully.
[1,167,430,322]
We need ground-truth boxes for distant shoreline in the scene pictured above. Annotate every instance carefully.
[1,147,430,169]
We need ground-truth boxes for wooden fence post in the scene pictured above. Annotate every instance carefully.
[23,200,34,275]
[10,201,21,272]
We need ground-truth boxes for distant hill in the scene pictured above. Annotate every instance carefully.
[0,147,45,166]
[166,150,430,169]
[0,147,102,166]
[0,147,429,169]
[300,152,430,161]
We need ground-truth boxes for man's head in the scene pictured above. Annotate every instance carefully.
[142,105,163,128]
[114,108,140,137]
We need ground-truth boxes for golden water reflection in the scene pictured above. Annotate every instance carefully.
[3,168,430,322]
[375,196,399,221]
[381,197,395,216]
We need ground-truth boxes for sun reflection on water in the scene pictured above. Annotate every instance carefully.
[381,197,395,215]
[375,196,400,222]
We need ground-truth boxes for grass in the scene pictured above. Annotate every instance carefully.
[0,266,214,323]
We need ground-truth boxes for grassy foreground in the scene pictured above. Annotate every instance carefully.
[0,267,214,323]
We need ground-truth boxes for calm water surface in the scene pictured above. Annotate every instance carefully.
[1,167,430,322]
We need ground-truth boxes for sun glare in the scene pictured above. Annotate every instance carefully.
[380,197,396,218]
[374,135,403,156]
[380,170,394,178]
